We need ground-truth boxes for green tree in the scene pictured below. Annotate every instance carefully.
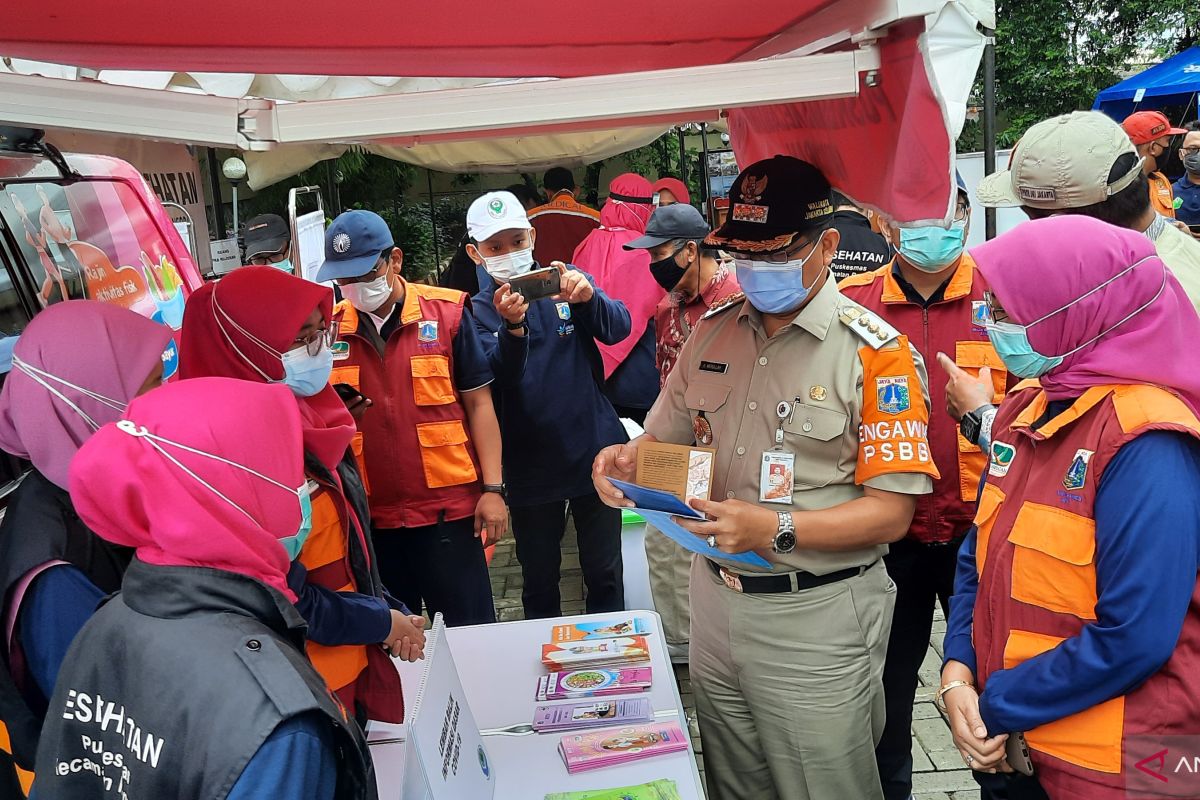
[958,0,1200,152]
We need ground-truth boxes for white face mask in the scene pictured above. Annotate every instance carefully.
[481,246,535,282]
[340,272,394,313]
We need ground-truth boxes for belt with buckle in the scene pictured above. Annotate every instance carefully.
[707,558,876,594]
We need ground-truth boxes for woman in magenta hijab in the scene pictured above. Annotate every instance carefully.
[940,217,1200,800]
[0,300,171,794]
[572,173,663,423]
[32,379,374,799]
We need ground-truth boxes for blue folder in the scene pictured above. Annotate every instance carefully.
[609,479,772,570]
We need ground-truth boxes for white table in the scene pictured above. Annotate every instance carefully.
[370,610,705,799]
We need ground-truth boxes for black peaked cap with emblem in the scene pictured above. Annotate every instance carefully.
[705,155,834,254]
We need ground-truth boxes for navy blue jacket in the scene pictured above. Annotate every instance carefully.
[472,266,631,506]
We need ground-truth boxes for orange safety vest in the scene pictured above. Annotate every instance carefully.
[332,282,481,529]
[839,255,1007,542]
[1149,171,1178,218]
[973,382,1200,798]
[299,469,404,723]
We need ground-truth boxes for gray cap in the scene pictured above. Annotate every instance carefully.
[977,111,1144,210]
[624,204,711,250]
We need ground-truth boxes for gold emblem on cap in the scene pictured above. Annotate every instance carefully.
[809,386,828,402]
[739,174,768,204]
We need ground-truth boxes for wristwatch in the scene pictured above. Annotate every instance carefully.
[503,318,527,331]
[959,404,994,446]
[482,483,507,499]
[772,512,797,554]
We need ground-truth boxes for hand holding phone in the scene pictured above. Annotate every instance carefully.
[1005,732,1034,776]
[508,266,561,302]
[333,382,372,419]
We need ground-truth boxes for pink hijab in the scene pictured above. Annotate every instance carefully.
[69,379,305,601]
[0,301,173,489]
[971,215,1200,410]
[572,173,663,377]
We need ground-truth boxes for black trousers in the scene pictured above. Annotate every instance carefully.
[975,771,1051,800]
[876,535,963,800]
[372,514,497,627]
[509,490,624,619]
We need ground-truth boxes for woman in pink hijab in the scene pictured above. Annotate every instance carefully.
[0,300,170,794]
[32,378,375,799]
[653,177,691,207]
[572,173,663,423]
[940,217,1200,800]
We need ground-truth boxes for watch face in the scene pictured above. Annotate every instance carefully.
[774,530,797,554]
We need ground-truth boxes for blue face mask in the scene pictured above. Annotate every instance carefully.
[897,222,966,272]
[986,322,1063,378]
[115,420,316,563]
[733,233,828,315]
[278,489,314,560]
[984,254,1166,379]
[281,345,333,398]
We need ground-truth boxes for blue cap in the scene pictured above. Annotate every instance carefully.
[956,170,970,203]
[318,210,395,282]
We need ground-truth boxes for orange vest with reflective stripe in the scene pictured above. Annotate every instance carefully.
[332,283,481,529]
[973,382,1200,798]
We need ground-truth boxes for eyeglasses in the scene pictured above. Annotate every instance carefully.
[983,290,1009,324]
[340,251,391,285]
[1183,147,1200,156]
[756,235,820,265]
[1149,140,1171,156]
[292,326,336,356]
[249,250,289,266]
[954,203,970,223]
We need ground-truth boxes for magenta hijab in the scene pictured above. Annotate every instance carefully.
[0,301,173,489]
[572,173,663,378]
[970,215,1200,410]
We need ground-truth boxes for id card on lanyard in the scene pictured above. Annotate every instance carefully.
[760,399,795,504]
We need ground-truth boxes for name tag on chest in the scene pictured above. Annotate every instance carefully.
[699,360,728,374]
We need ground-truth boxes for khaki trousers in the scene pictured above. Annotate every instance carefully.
[689,557,896,800]
[644,525,692,646]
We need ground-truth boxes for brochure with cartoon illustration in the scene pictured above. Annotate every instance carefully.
[536,667,653,701]
[559,723,690,773]
[551,618,653,643]
[532,697,653,733]
[541,636,651,671]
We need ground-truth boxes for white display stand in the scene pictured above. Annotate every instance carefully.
[369,611,704,800]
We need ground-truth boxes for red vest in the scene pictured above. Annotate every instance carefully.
[973,382,1200,798]
[839,255,1008,543]
[332,282,481,529]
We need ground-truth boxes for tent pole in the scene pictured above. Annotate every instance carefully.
[427,168,441,272]
[677,127,687,186]
[983,26,997,241]
[700,122,712,221]
[206,147,227,239]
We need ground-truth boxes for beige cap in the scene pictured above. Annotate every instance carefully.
[976,111,1145,210]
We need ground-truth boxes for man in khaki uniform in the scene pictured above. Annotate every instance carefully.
[594,156,938,800]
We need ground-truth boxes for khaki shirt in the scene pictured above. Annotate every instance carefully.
[644,276,937,576]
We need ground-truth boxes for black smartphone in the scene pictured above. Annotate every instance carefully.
[1005,732,1034,776]
[333,382,366,405]
[508,266,561,302]
[1188,224,1200,234]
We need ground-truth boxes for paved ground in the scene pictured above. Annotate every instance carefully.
[487,529,981,800]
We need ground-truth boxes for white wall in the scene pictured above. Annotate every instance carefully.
[957,150,1027,248]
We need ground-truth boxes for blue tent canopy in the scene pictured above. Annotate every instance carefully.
[1094,47,1200,121]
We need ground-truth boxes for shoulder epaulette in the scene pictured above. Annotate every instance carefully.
[836,302,902,349]
[701,292,746,320]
